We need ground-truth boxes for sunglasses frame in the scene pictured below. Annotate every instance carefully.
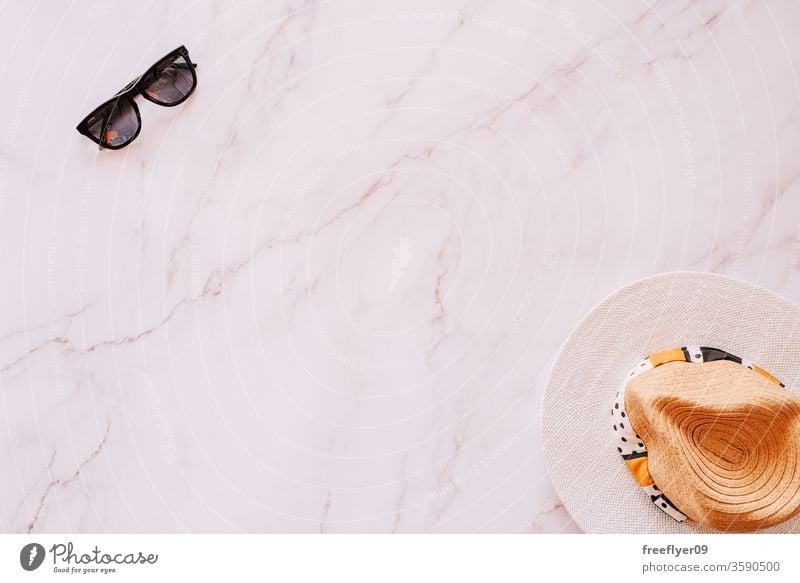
[76,45,197,150]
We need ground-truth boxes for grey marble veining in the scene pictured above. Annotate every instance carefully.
[0,0,798,533]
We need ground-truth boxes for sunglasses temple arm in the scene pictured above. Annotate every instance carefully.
[97,107,115,151]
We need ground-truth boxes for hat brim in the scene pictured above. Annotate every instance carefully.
[541,271,800,533]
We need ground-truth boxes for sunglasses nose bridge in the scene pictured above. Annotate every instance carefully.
[116,74,142,96]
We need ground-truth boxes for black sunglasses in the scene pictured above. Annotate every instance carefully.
[76,46,197,150]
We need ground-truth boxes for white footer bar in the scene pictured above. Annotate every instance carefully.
[1,534,798,582]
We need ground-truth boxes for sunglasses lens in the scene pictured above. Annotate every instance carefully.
[85,97,139,148]
[142,53,195,105]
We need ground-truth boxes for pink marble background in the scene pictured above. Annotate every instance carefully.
[0,0,799,532]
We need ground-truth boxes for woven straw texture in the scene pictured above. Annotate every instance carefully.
[627,360,800,532]
[541,271,800,533]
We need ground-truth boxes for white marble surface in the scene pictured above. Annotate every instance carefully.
[0,0,799,533]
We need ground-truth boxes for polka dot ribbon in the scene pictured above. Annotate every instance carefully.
[612,346,785,522]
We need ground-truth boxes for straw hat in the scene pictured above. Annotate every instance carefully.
[541,271,800,533]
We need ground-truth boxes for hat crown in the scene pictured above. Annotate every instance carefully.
[626,360,800,532]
